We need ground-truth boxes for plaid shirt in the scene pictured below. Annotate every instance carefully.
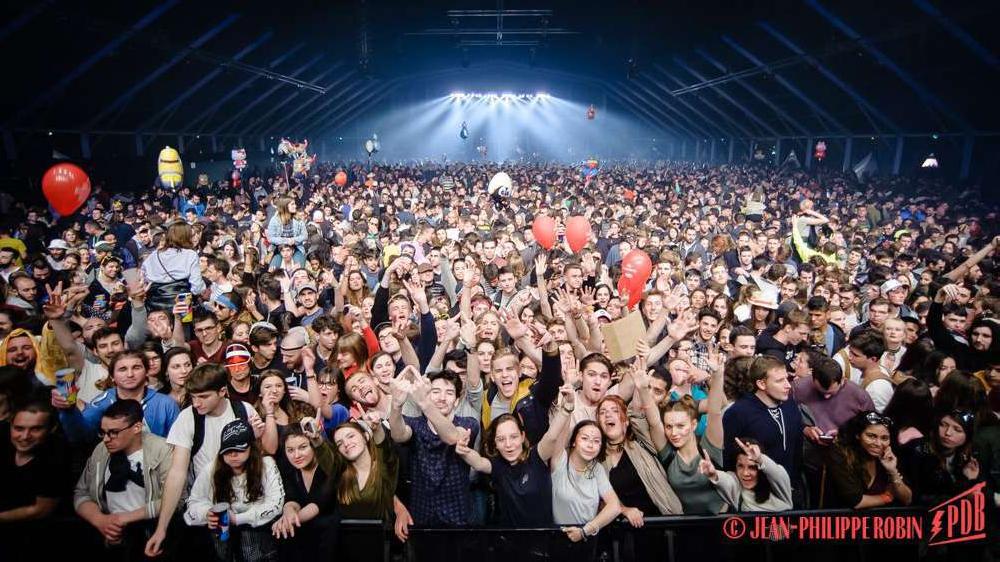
[404,414,479,526]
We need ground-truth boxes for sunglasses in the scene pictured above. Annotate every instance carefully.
[865,412,893,427]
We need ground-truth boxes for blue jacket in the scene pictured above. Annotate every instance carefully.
[60,387,180,443]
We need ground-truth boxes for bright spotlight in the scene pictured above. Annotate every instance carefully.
[536,92,550,99]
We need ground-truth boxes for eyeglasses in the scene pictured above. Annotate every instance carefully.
[865,412,892,427]
[98,424,135,439]
[194,326,218,334]
[317,380,336,388]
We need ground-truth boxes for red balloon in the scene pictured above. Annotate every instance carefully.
[335,171,348,186]
[619,250,652,307]
[42,163,91,216]
[565,216,591,253]
[532,215,557,250]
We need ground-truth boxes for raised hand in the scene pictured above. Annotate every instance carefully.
[579,286,596,307]
[557,383,576,410]
[734,437,762,465]
[698,449,718,481]
[534,253,548,277]
[503,311,530,340]
[301,346,316,373]
[42,282,67,320]
[389,377,413,405]
[667,310,698,341]
[459,320,477,347]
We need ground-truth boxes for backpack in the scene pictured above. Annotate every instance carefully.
[191,399,248,458]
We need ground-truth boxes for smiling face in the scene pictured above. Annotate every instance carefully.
[859,424,891,459]
[5,335,36,370]
[334,426,368,462]
[346,373,380,407]
[371,354,395,385]
[735,453,760,490]
[493,419,526,463]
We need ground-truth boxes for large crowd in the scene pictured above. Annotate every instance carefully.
[0,159,997,561]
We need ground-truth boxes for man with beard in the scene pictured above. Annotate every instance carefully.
[0,329,48,391]
[929,284,999,371]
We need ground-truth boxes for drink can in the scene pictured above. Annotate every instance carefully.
[211,502,231,542]
[55,368,78,406]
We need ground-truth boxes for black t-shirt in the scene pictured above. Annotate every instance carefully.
[607,450,658,515]
[0,428,69,512]
[250,354,287,379]
[227,380,259,406]
[489,449,553,527]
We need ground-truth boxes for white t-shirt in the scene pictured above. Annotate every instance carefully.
[550,450,612,526]
[77,360,109,406]
[105,450,145,514]
[166,401,260,481]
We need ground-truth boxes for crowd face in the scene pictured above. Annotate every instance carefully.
[193,319,221,347]
[571,424,603,462]
[580,361,612,404]
[166,354,193,389]
[94,334,125,367]
[222,449,250,471]
[10,410,52,454]
[859,424,891,459]
[493,419,526,463]
[334,426,368,462]
[428,378,459,416]
[735,453,760,490]
[491,355,520,400]
[663,411,696,449]
[285,434,316,471]
[371,354,395,386]
[597,400,627,443]
[868,304,890,329]
[970,326,993,352]
[191,389,225,416]
[112,356,147,393]
[883,319,906,348]
[758,368,791,403]
[5,335,36,370]
[346,373,380,407]
[937,416,967,451]
[100,417,140,454]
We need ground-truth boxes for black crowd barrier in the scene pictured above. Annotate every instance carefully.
[2,508,992,562]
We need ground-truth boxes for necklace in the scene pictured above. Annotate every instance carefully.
[607,441,625,454]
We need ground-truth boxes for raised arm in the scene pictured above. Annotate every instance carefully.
[945,236,999,282]
[535,254,553,320]
[411,375,463,445]
[454,428,492,473]
[42,285,84,370]
[537,384,575,462]
[387,376,414,443]
[704,345,725,450]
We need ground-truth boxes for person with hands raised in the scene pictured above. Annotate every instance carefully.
[548,384,623,550]
[700,436,793,512]
[592,358,682,562]
[388,368,479,526]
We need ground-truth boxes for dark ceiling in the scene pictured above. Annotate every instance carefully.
[2,0,999,142]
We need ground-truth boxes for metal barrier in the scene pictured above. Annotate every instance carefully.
[3,507,989,562]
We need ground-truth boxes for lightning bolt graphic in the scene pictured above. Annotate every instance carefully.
[930,510,944,541]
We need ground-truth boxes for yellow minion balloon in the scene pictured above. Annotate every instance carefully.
[158,146,183,188]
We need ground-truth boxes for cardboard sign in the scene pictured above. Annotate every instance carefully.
[599,311,647,363]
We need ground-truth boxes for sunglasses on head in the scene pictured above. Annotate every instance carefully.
[865,412,892,427]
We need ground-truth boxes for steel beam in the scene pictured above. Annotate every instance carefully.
[5,0,179,127]
[0,1,55,42]
[842,137,853,173]
[309,88,396,137]
[240,63,344,135]
[639,73,740,138]
[181,43,307,132]
[673,57,779,137]
[138,31,273,131]
[615,84,700,139]
[807,0,972,131]
[654,65,756,138]
[288,82,385,136]
[696,48,808,136]
[257,71,359,135]
[626,80,716,139]
[721,35,849,134]
[267,76,366,136]
[893,136,904,175]
[912,0,998,71]
[605,91,677,137]
[86,14,239,130]
[210,53,325,134]
[960,135,973,179]
[758,22,899,134]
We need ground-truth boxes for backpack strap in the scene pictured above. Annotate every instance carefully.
[192,399,246,458]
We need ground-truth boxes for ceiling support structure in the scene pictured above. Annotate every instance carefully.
[673,57,779,137]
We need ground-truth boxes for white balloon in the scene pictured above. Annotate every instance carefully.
[488,171,512,196]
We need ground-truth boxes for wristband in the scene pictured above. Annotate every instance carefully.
[879,491,893,504]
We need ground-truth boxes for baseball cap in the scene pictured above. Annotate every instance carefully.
[418,263,434,273]
[219,419,253,454]
[880,279,904,296]
[294,283,318,300]
[48,239,70,251]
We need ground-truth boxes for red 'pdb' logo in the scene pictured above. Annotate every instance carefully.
[927,482,987,547]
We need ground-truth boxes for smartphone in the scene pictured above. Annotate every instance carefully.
[176,293,193,322]
[300,418,319,434]
[818,434,835,442]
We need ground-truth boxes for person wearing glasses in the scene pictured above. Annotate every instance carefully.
[74,399,173,559]
[822,411,912,509]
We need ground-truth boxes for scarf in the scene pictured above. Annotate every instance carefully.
[105,452,144,493]
[600,410,684,515]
